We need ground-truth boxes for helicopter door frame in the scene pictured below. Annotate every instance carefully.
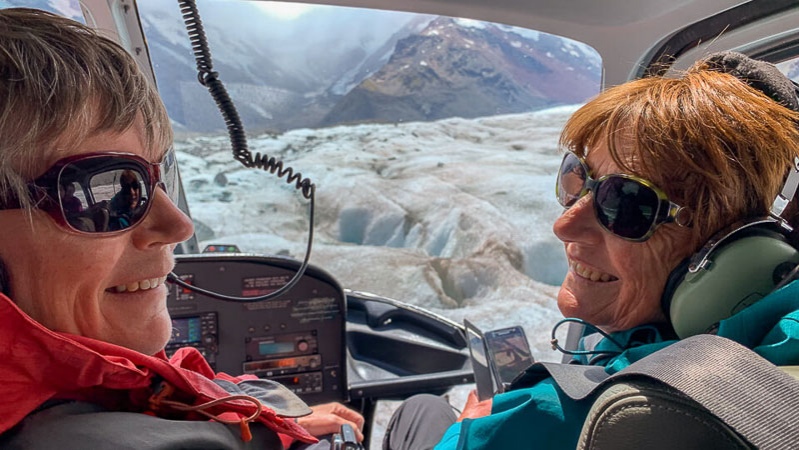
[78,0,200,254]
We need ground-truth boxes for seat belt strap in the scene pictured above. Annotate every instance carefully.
[533,334,799,449]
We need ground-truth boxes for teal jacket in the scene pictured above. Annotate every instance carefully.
[435,280,799,449]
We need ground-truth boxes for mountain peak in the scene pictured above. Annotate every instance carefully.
[130,1,600,133]
[321,16,600,127]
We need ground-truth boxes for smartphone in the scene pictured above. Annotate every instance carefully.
[464,319,497,401]
[484,326,534,385]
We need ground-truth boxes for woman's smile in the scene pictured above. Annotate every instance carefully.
[569,259,618,282]
[107,275,168,293]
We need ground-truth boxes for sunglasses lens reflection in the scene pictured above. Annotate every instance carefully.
[59,165,150,233]
[161,149,180,205]
[595,177,658,240]
[557,153,586,207]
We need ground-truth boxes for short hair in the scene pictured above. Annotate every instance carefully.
[119,170,140,190]
[0,8,172,208]
[560,60,799,248]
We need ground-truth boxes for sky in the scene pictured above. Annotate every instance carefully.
[253,0,318,19]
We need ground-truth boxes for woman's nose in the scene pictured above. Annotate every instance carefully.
[131,187,194,248]
[552,193,602,243]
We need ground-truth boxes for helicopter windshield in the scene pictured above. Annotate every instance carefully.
[135,0,603,360]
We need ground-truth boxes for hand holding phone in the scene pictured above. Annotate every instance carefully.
[457,389,493,422]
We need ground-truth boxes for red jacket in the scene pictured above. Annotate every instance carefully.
[0,294,316,445]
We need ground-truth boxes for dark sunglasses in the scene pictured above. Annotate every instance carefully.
[0,149,179,235]
[556,151,686,241]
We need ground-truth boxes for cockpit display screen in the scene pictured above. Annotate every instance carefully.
[259,341,296,356]
[171,316,202,344]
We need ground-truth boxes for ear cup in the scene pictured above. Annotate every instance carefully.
[660,257,691,317]
[668,227,799,338]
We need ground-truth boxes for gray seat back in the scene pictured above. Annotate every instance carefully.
[510,336,799,449]
[577,358,799,450]
[578,379,753,450]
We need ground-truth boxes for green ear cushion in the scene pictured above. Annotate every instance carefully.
[670,234,799,339]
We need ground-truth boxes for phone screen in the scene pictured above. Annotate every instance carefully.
[484,326,534,384]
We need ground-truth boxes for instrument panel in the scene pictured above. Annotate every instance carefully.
[166,254,348,404]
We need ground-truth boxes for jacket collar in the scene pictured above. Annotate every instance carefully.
[0,294,314,443]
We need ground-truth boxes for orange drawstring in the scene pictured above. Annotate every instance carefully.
[239,418,253,442]
[160,396,263,442]
[147,381,263,442]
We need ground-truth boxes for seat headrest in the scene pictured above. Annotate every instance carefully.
[701,51,799,112]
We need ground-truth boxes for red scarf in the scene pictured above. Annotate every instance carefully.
[0,294,316,445]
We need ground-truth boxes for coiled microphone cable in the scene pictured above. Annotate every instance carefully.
[169,0,314,302]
